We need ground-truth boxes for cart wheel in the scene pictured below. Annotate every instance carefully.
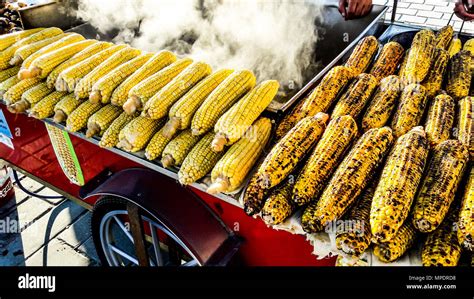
[91,196,199,267]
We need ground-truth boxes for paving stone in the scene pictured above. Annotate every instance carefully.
[35,187,65,205]
[2,197,54,234]
[25,238,96,266]
[56,212,92,248]
[76,236,100,265]
[17,176,44,193]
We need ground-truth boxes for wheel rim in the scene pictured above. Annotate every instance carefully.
[99,210,200,267]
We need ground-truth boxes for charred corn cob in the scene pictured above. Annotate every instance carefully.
[10,33,67,66]
[458,166,473,251]
[53,93,82,123]
[413,140,469,233]
[8,82,53,113]
[370,127,429,243]
[332,73,378,119]
[109,50,177,106]
[117,116,163,152]
[85,105,122,138]
[370,41,405,81]
[3,77,41,105]
[435,25,454,50]
[464,38,474,54]
[373,221,417,263]
[212,80,279,152]
[144,126,175,161]
[257,113,329,189]
[448,38,462,58]
[301,127,393,233]
[89,53,154,104]
[0,28,44,52]
[401,29,435,84]
[275,96,307,140]
[425,94,455,147]
[29,91,67,119]
[292,115,358,206]
[191,70,256,136]
[163,69,234,138]
[398,48,409,77]
[124,58,193,113]
[344,36,379,76]
[0,75,19,97]
[208,118,272,194]
[422,48,449,98]
[161,129,201,168]
[390,83,428,137]
[143,61,212,119]
[457,97,473,160]
[446,50,472,100]
[0,66,19,82]
[262,179,295,226]
[99,112,136,148]
[243,172,269,216]
[66,101,102,132]
[178,132,225,185]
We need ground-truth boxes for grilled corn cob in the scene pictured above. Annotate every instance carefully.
[66,101,102,132]
[212,80,279,152]
[446,50,472,100]
[413,140,469,233]
[0,75,19,97]
[243,172,269,216]
[208,118,272,194]
[161,129,201,168]
[370,127,429,243]
[448,38,462,58]
[8,82,53,113]
[425,94,455,147]
[370,41,405,81]
[373,221,417,263]
[458,166,473,251]
[262,179,295,226]
[398,48,409,77]
[29,91,67,119]
[117,116,163,152]
[191,70,256,136]
[3,77,41,105]
[464,38,474,54]
[292,115,358,206]
[332,73,378,119]
[0,28,44,52]
[401,29,435,84]
[435,25,454,50]
[99,112,136,148]
[301,127,393,233]
[422,48,449,98]
[344,36,379,76]
[10,33,67,66]
[144,126,175,161]
[0,66,19,83]
[390,83,428,137]
[143,61,212,119]
[85,104,122,138]
[257,113,329,189]
[124,58,193,113]
[178,132,225,185]
[109,50,177,106]
[163,69,234,138]
[53,93,82,123]
[457,97,473,160]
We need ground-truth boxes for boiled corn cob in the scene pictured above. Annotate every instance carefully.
[301,127,393,233]
[422,48,449,98]
[10,33,67,66]
[212,80,279,152]
[208,118,272,194]
[3,77,41,105]
[0,28,44,52]
[85,104,122,138]
[262,179,295,226]
[161,129,201,168]
[344,36,379,76]
[370,127,429,243]
[29,91,67,119]
[401,29,435,84]
[178,132,225,185]
[109,50,177,106]
[0,75,19,97]
[243,172,269,216]
[143,61,212,119]
[456,97,473,160]
[53,93,82,123]
[292,115,358,206]
[191,70,256,136]
[332,73,378,120]
[66,101,102,132]
[448,38,462,58]
[117,116,163,152]
[435,25,454,50]
[8,82,53,113]
[373,221,417,263]
[144,126,176,161]
[163,69,234,138]
[99,112,136,148]
[0,66,19,82]
[369,41,405,81]
[446,50,472,100]
[425,94,455,147]
[458,166,473,251]
[390,83,428,138]
[257,113,329,189]
[413,140,469,233]
[124,58,193,113]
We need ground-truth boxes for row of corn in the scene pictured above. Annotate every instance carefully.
[243,26,473,266]
[0,27,281,196]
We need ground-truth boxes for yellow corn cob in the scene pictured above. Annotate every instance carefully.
[191,70,256,136]
[55,44,127,92]
[212,80,279,152]
[390,83,428,138]
[144,126,176,161]
[74,47,141,99]
[24,40,98,79]
[458,166,473,251]
[446,50,472,100]
[398,48,409,77]
[257,113,329,189]
[117,116,163,152]
[85,104,122,138]
[53,93,82,123]
[292,115,358,206]
[99,112,136,148]
[370,41,405,81]
[178,132,225,185]
[413,140,469,233]
[332,73,378,120]
[89,53,154,104]
[401,29,435,84]
[29,91,67,119]
[448,38,462,58]
[161,129,201,168]
[0,66,20,82]
[422,48,449,98]
[8,82,53,113]
[3,77,42,105]
[435,25,454,50]
[301,127,393,233]
[274,95,306,140]
[208,118,272,194]
[109,50,177,106]
[142,61,212,119]
[243,172,269,216]
[261,179,295,226]
[457,97,473,160]
[10,33,67,66]
[463,38,474,54]
[66,101,102,132]
[0,28,44,52]
[425,94,455,147]
[373,221,417,263]
[0,75,20,97]
[344,36,379,76]
[46,41,112,89]
[163,69,234,138]
[370,127,429,243]
[124,58,193,113]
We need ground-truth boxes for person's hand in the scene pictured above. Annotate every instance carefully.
[454,0,474,21]
[339,0,373,20]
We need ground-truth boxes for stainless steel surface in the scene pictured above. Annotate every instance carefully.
[18,1,81,30]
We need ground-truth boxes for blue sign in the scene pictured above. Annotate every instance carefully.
[0,109,13,139]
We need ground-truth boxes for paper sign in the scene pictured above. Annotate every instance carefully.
[0,133,14,150]
[0,109,13,139]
